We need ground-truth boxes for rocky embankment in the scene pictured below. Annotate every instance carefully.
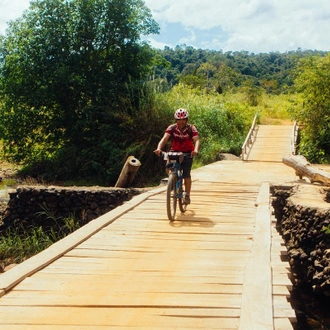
[0,185,144,233]
[272,184,330,297]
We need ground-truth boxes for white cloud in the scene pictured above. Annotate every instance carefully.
[144,37,169,50]
[145,0,330,53]
[1,0,329,53]
[0,0,30,34]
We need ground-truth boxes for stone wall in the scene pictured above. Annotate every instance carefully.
[272,184,330,297]
[0,185,142,233]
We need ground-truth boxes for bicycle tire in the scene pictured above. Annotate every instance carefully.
[178,182,187,213]
[167,173,177,220]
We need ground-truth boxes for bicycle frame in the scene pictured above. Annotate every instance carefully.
[166,162,184,198]
[162,152,189,220]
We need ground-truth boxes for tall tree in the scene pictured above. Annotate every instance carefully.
[0,0,159,180]
[291,54,330,162]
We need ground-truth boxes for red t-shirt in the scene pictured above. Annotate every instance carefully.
[165,124,198,152]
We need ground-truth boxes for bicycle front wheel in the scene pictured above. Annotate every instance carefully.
[167,173,177,221]
[178,183,187,213]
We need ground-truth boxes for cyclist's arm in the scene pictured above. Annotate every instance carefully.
[191,135,200,157]
[154,133,171,156]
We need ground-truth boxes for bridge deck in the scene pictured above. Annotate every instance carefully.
[0,125,299,329]
[247,125,293,162]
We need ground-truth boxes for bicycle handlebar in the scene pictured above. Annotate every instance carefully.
[161,151,191,160]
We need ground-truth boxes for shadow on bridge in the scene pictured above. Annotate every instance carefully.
[169,211,214,228]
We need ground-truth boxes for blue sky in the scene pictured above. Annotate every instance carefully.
[1,0,330,54]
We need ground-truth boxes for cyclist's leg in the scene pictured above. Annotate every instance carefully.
[182,157,193,198]
[184,178,191,195]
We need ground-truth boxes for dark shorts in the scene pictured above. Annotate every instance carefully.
[182,156,193,179]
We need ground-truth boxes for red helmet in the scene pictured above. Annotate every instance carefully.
[174,108,189,119]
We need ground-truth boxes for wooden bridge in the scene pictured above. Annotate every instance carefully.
[0,124,299,329]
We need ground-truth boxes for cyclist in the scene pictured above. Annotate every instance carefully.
[154,108,200,204]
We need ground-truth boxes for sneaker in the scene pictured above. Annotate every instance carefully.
[184,194,191,204]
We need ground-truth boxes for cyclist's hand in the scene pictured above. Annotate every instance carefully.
[154,149,162,157]
[191,150,199,157]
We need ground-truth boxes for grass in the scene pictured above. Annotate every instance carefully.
[0,226,55,265]
[0,214,82,268]
[222,91,298,124]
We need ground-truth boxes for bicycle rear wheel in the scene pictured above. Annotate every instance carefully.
[178,183,187,213]
[167,173,177,220]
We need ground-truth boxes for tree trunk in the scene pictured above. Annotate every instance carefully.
[115,156,141,188]
[282,155,330,186]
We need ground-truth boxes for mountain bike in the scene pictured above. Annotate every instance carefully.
[161,151,189,221]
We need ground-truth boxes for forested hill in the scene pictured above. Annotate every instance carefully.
[153,46,329,94]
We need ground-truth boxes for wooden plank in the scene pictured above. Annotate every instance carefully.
[274,318,295,330]
[272,285,291,296]
[0,291,243,308]
[12,275,244,294]
[1,326,237,330]
[273,295,293,309]
[0,306,241,323]
[272,276,293,287]
[0,306,240,329]
[0,187,166,292]
[273,308,297,318]
[239,182,273,330]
